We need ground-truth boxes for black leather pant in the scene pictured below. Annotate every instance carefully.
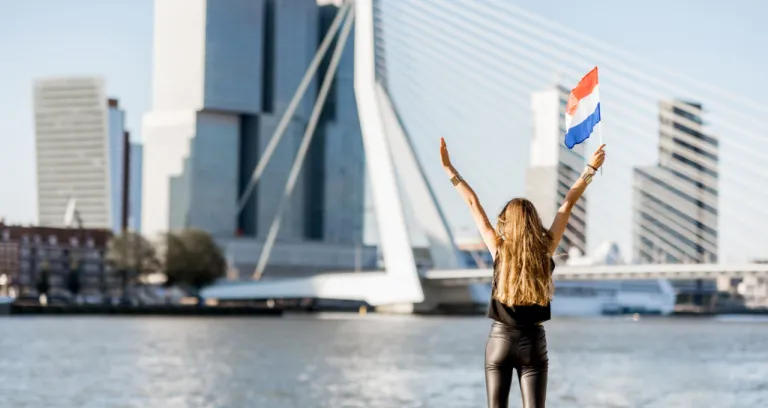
[485,321,548,408]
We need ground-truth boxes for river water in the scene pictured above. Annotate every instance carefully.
[0,314,766,407]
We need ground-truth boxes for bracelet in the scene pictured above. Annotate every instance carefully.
[450,174,463,186]
[581,169,593,185]
[587,164,598,172]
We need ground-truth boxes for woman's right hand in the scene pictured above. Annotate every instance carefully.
[589,144,607,169]
[440,137,454,170]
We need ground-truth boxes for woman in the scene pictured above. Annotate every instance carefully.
[439,137,606,408]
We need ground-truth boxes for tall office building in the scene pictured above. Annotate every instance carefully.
[107,99,128,233]
[142,0,268,238]
[633,100,718,263]
[525,86,588,257]
[34,78,135,233]
[142,0,367,274]
[129,143,143,232]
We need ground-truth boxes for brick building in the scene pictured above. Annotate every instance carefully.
[0,222,113,300]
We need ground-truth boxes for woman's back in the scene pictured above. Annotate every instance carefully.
[486,258,555,327]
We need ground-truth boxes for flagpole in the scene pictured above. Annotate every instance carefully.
[596,66,603,176]
[597,122,604,175]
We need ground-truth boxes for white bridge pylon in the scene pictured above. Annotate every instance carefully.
[202,0,463,309]
[354,0,463,305]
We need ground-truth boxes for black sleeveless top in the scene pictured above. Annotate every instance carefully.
[486,257,555,327]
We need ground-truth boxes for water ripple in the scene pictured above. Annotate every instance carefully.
[0,315,765,407]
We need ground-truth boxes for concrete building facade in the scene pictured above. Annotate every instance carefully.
[633,100,718,264]
[34,78,137,233]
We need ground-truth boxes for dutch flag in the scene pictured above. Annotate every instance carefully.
[564,67,601,149]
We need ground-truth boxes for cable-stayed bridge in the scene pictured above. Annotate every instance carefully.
[201,0,768,312]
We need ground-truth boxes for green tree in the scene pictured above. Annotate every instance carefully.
[106,231,160,276]
[107,232,161,303]
[163,229,226,295]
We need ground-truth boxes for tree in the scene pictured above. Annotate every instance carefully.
[107,231,161,304]
[106,231,160,276]
[163,229,226,294]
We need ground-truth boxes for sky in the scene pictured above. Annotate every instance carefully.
[1,0,766,260]
[0,0,153,224]
[374,0,767,262]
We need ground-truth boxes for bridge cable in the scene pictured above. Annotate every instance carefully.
[396,0,768,143]
[381,17,768,191]
[237,3,351,214]
[252,7,356,279]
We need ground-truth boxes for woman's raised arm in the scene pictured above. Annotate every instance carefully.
[548,144,606,255]
[440,138,498,258]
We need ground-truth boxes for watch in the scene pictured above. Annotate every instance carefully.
[450,174,463,186]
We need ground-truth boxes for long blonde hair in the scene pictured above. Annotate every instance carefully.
[493,198,554,307]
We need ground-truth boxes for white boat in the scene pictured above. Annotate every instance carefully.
[551,279,676,316]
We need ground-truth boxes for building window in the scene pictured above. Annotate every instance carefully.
[636,170,718,216]
[670,152,718,179]
[670,137,718,162]
[261,0,275,113]
[639,191,717,238]
[237,114,259,237]
[304,126,326,240]
[672,122,718,147]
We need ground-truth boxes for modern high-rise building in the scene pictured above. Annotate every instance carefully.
[142,0,368,275]
[525,86,588,257]
[129,143,143,232]
[633,100,718,264]
[107,98,128,233]
[34,78,137,233]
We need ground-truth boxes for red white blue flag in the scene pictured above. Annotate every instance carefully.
[565,67,601,149]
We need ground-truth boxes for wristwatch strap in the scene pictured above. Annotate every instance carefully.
[450,174,463,186]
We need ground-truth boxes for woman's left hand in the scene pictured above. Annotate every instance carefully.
[589,144,606,169]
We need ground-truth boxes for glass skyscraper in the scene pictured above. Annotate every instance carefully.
[143,0,364,242]
[142,0,367,276]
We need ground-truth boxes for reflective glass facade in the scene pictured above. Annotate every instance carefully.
[144,0,364,246]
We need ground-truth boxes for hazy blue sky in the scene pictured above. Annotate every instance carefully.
[1,0,766,259]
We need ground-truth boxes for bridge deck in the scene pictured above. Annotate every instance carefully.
[202,263,768,303]
[425,263,768,284]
